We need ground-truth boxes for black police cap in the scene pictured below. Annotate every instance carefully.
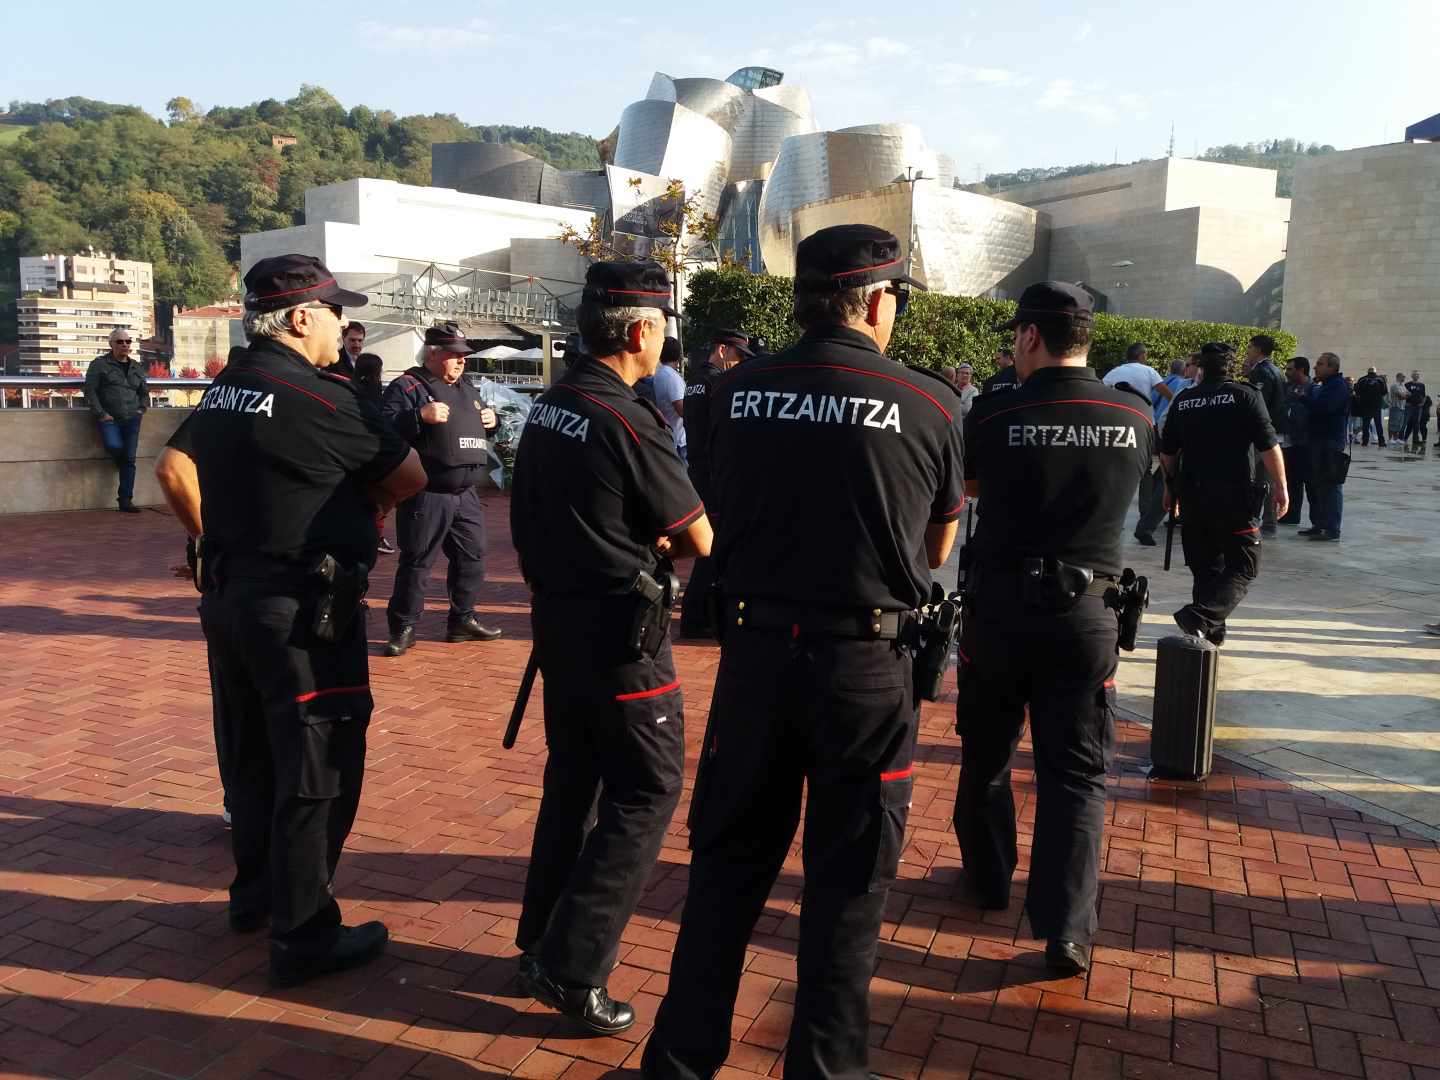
[582,260,678,317]
[994,281,1094,332]
[794,224,926,293]
[711,328,755,357]
[1199,340,1236,357]
[424,321,470,354]
[243,254,368,313]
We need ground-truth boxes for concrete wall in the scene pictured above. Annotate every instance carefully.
[1048,208,1201,320]
[1192,207,1288,326]
[0,409,190,515]
[994,160,1172,228]
[1283,142,1440,382]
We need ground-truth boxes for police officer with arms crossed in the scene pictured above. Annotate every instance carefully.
[382,322,503,656]
[153,254,426,986]
[954,282,1152,976]
[510,261,713,1034]
[678,328,754,637]
[644,224,964,1080]
[1161,342,1288,644]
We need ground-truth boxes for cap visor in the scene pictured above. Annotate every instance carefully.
[327,285,369,308]
[734,343,756,357]
[992,317,1019,333]
[895,273,928,292]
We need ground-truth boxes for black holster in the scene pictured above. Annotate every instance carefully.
[1103,568,1149,652]
[1020,557,1093,614]
[912,582,962,702]
[308,554,369,645]
[626,561,678,660]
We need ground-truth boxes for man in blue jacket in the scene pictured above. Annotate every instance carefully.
[1303,352,1350,542]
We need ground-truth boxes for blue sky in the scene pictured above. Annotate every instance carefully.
[6,0,1436,176]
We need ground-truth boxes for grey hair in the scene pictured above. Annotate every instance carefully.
[1169,358,1186,375]
[242,304,306,342]
[108,327,135,344]
[576,303,664,357]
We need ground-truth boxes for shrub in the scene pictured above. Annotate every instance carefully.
[683,269,1294,385]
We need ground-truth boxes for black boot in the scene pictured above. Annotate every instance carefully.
[117,499,141,514]
[269,922,388,988]
[520,959,635,1034]
[1045,940,1090,974]
[446,613,502,642]
[384,625,415,657]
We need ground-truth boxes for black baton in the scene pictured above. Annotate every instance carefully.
[1162,479,1178,573]
[503,648,541,749]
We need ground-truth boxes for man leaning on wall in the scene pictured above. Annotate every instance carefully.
[84,327,149,513]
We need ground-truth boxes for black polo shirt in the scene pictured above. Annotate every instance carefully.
[1161,377,1278,495]
[683,359,724,507]
[706,324,964,612]
[981,366,1019,394]
[167,339,411,569]
[965,365,1154,579]
[510,358,703,597]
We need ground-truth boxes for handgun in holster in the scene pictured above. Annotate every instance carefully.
[626,560,678,660]
[1020,557,1093,613]
[308,553,369,644]
[913,581,963,702]
[1103,568,1150,652]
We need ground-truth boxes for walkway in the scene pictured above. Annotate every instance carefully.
[1,499,1439,1079]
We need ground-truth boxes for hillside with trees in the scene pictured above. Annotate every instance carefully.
[975,139,1336,198]
[0,88,600,339]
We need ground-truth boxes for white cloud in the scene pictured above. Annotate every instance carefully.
[1036,78,1148,126]
[935,64,1030,89]
[1076,20,1093,42]
[357,17,492,52]
[867,37,912,59]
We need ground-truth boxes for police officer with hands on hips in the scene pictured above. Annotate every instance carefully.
[678,327,754,637]
[953,281,1153,977]
[1160,341,1288,645]
[644,224,964,1080]
[381,321,502,656]
[510,261,713,1035]
[153,254,426,987]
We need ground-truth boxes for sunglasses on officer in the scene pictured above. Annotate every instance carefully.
[885,282,911,318]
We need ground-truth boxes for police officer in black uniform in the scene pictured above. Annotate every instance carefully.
[981,345,1019,394]
[153,254,425,986]
[954,282,1153,976]
[644,225,964,1080]
[678,328,754,637]
[510,261,713,1034]
[1161,341,1289,645]
[381,322,503,656]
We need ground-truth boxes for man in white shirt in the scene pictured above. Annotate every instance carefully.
[652,337,688,462]
[1102,343,1175,408]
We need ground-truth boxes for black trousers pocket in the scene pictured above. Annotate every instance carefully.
[869,769,914,893]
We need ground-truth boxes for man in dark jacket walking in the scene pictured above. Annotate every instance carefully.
[1352,367,1388,447]
[84,328,149,512]
[1303,352,1351,541]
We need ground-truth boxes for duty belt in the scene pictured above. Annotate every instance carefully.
[723,598,913,640]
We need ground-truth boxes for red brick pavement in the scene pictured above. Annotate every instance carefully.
[3,498,1440,1079]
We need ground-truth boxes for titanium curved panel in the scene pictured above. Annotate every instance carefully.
[754,84,813,120]
[431,142,540,192]
[615,100,733,223]
[669,78,749,133]
[730,95,817,182]
[646,72,678,102]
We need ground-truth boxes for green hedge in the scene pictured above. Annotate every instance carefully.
[683,269,1295,384]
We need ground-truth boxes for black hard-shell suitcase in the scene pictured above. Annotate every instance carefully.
[1150,634,1218,781]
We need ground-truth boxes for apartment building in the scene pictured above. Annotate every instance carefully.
[172,303,243,372]
[16,253,156,375]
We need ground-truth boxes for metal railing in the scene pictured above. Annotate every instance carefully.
[0,376,212,409]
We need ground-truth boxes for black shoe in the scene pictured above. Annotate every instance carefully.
[1173,608,1207,640]
[522,959,635,1035]
[117,499,141,514]
[1297,527,1322,537]
[377,537,395,555]
[1260,525,1277,538]
[1207,622,1227,647]
[1277,516,1299,526]
[445,614,502,643]
[1044,940,1089,975]
[269,922,388,988]
[384,626,415,657]
[229,907,269,934]
[1133,532,1156,547]
[1308,530,1340,542]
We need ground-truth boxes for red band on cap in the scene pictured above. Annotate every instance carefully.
[606,289,673,298]
[252,277,337,301]
[833,256,903,279]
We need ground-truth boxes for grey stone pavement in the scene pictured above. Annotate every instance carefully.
[938,441,1440,833]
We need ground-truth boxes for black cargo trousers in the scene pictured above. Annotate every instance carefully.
[644,626,917,1080]
[1178,493,1262,638]
[517,597,686,987]
[953,578,1119,948]
[200,569,371,940]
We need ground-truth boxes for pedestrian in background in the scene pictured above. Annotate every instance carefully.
[1404,370,1428,452]
[1243,335,1287,536]
[955,362,979,419]
[982,346,1018,393]
[1134,356,1195,546]
[333,320,366,379]
[1278,356,1312,526]
[1304,352,1351,541]
[1352,366,1388,447]
[85,327,149,513]
[651,337,688,461]
[1389,372,1409,443]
